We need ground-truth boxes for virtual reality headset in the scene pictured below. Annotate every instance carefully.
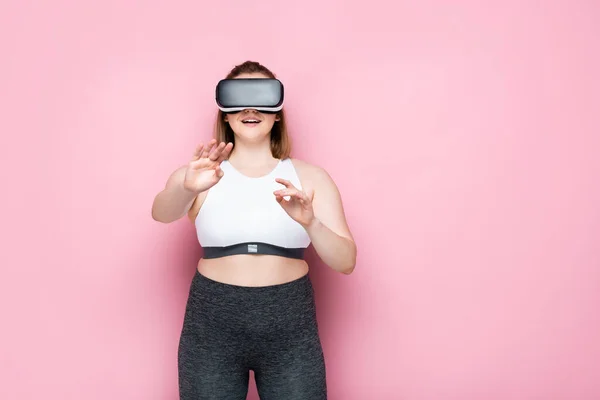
[215,78,284,114]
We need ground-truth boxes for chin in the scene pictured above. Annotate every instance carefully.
[234,127,272,141]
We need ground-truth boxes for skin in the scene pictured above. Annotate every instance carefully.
[152,72,356,286]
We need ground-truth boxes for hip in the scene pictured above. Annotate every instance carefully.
[181,268,320,344]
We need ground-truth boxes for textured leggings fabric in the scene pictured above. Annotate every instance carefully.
[177,270,327,399]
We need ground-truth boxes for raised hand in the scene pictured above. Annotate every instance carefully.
[183,139,233,194]
[273,178,315,228]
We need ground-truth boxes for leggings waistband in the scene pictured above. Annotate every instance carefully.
[190,269,314,304]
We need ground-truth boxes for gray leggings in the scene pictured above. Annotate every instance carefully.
[177,270,327,399]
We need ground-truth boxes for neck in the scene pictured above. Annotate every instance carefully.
[228,137,277,167]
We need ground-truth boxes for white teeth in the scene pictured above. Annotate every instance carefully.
[243,120,260,123]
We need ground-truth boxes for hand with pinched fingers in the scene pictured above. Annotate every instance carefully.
[183,139,233,194]
[273,178,315,228]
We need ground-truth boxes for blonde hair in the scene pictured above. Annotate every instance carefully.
[213,61,291,159]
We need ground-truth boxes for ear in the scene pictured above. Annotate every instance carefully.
[275,114,281,121]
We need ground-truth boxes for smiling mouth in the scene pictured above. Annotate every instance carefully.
[241,118,261,125]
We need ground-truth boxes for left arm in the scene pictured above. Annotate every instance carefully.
[305,168,356,274]
[274,166,357,274]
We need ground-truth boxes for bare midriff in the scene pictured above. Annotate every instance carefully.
[196,255,309,287]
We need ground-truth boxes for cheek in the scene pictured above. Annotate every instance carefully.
[227,118,243,129]
[262,115,278,126]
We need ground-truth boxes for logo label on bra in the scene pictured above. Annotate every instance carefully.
[248,244,258,253]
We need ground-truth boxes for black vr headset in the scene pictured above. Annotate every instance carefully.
[215,78,284,114]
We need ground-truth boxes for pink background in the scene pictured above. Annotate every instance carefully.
[1,0,599,399]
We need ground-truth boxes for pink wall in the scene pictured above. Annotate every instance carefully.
[2,0,599,399]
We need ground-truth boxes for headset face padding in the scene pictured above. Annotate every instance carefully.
[216,78,284,114]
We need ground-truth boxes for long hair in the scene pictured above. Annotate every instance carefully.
[213,61,291,159]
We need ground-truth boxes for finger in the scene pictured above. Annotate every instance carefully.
[275,192,301,204]
[201,139,216,158]
[189,157,211,170]
[274,193,295,204]
[295,191,308,203]
[192,143,204,160]
[208,142,226,161]
[215,164,224,178]
[275,178,296,189]
[273,188,299,197]
[274,188,308,202]
[292,191,311,207]
[217,142,234,162]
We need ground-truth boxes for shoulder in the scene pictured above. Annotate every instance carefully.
[288,157,337,191]
[289,158,353,244]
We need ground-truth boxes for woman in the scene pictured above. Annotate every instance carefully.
[152,60,356,400]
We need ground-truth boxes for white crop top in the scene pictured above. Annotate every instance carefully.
[194,158,311,259]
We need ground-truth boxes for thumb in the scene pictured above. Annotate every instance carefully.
[215,165,224,179]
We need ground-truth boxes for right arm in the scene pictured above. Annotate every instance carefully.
[151,166,199,223]
[151,140,233,224]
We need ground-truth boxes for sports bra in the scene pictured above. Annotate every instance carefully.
[194,157,311,259]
